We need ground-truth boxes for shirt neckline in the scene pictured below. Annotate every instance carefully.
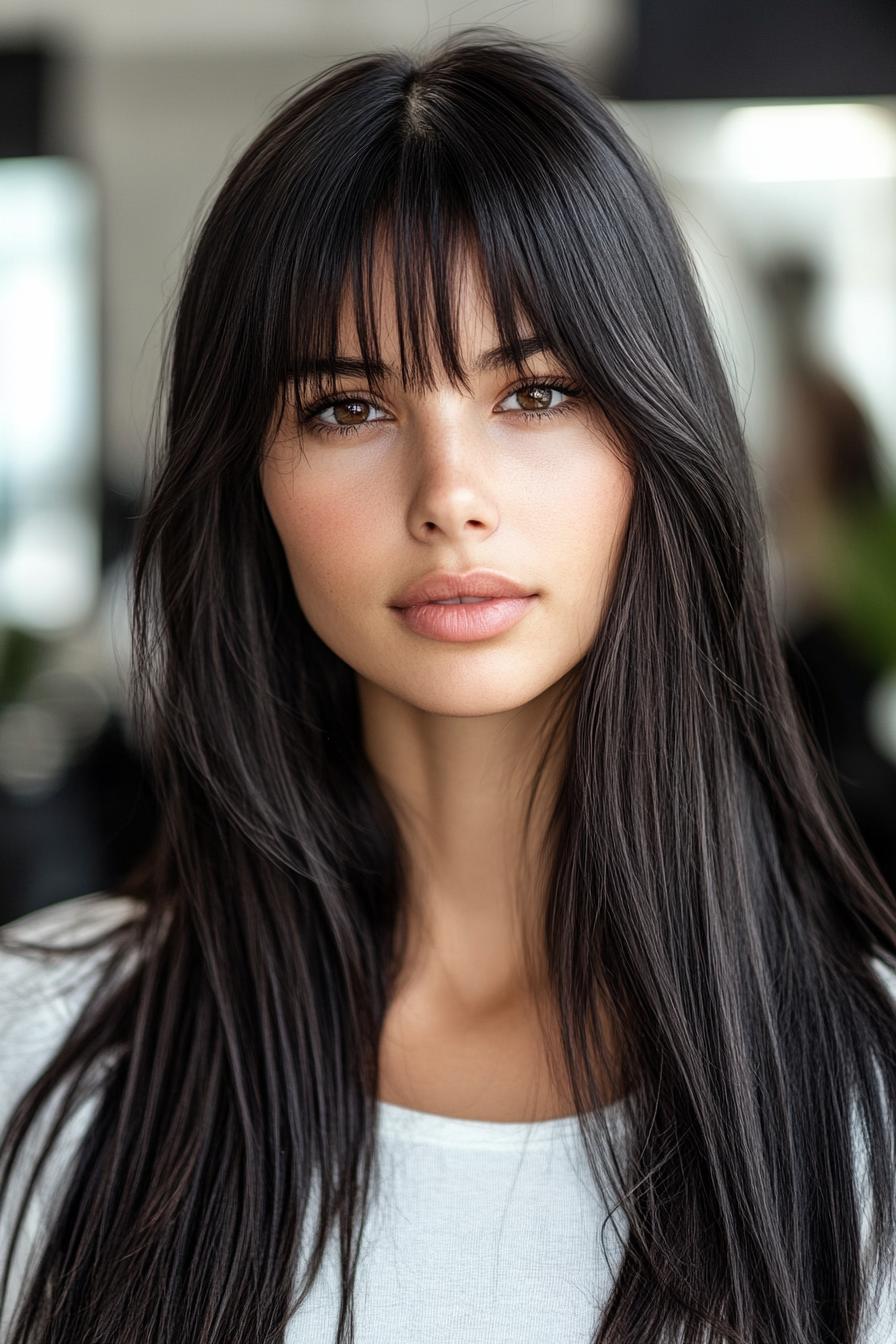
[374,1094,629,1149]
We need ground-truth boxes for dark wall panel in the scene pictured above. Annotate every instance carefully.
[616,0,896,99]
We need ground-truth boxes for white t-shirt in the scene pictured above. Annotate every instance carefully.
[0,892,894,1343]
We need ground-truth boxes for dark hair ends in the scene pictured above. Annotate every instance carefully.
[2,26,896,1344]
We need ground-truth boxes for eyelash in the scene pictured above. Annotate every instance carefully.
[297,376,586,439]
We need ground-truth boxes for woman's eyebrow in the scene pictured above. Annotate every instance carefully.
[290,335,554,383]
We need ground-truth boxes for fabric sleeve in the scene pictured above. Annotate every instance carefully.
[857,955,896,1344]
[0,892,141,1339]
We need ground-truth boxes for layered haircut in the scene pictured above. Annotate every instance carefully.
[2,27,896,1344]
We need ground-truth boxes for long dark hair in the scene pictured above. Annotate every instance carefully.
[2,28,895,1343]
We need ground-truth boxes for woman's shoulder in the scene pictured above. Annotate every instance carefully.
[0,891,144,1123]
[865,951,896,1043]
[0,890,144,1007]
[0,889,142,946]
[868,951,896,997]
[0,893,144,1336]
[857,954,896,1341]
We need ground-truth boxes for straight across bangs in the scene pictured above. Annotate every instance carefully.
[261,72,628,458]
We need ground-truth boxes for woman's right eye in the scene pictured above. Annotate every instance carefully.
[300,396,388,438]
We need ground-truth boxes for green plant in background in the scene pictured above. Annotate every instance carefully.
[0,626,47,705]
[819,492,896,676]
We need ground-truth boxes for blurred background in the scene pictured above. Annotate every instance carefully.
[1,0,895,923]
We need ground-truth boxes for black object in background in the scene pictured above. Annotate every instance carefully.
[615,0,896,99]
[785,622,896,901]
[0,714,159,926]
[0,37,77,158]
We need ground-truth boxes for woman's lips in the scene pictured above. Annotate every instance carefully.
[391,595,538,642]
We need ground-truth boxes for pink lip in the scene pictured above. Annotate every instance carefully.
[391,595,538,642]
[390,567,535,608]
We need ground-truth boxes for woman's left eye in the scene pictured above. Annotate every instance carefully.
[499,380,582,418]
[299,378,585,439]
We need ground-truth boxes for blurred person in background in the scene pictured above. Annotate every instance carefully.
[763,252,896,898]
[1,28,896,1344]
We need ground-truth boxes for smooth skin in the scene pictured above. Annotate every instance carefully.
[261,242,634,1121]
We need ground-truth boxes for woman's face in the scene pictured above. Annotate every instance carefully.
[260,250,634,718]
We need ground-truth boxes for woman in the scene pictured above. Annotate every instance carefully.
[2,28,895,1344]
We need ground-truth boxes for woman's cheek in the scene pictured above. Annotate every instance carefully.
[272,490,384,619]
